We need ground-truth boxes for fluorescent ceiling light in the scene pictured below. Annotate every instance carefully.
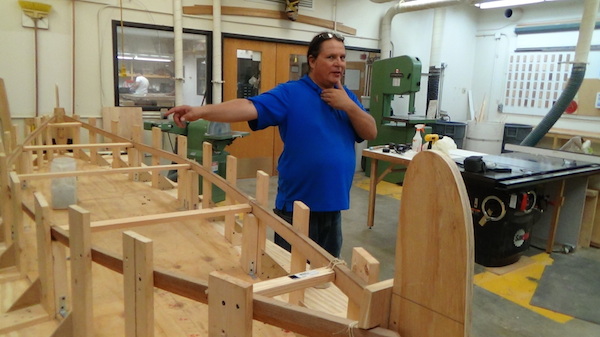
[134,56,172,63]
[476,0,544,9]
[117,55,134,60]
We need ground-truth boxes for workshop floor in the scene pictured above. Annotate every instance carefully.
[237,173,600,337]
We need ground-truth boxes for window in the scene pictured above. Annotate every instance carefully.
[113,22,211,111]
[503,51,573,115]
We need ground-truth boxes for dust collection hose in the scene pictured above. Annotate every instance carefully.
[520,63,586,147]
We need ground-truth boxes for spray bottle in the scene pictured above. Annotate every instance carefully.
[412,124,425,152]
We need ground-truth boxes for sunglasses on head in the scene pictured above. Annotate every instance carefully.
[316,32,345,42]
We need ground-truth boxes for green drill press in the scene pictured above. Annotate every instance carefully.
[365,55,436,183]
[143,119,248,203]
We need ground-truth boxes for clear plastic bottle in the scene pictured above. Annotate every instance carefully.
[412,124,425,152]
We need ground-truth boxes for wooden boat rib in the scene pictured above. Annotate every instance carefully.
[0,77,474,337]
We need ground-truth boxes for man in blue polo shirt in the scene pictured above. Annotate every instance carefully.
[166,32,377,258]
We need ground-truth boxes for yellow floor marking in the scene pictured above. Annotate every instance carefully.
[474,253,573,323]
[354,174,403,200]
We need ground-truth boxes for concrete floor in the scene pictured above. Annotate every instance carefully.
[237,173,600,337]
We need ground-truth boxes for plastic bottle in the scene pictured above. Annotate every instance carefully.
[412,124,425,152]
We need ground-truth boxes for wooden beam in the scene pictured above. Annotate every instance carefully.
[69,205,93,337]
[123,231,154,337]
[289,201,310,305]
[240,213,259,276]
[357,279,393,329]
[253,267,334,298]
[183,5,356,35]
[225,155,239,244]
[23,142,133,151]
[34,192,56,316]
[58,204,252,233]
[348,247,380,320]
[19,164,190,181]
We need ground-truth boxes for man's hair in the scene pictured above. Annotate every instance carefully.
[306,31,345,63]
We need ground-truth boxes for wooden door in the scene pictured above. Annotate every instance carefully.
[223,38,307,178]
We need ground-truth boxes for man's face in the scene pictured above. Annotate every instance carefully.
[308,39,346,89]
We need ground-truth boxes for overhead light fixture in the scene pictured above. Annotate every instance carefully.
[134,56,172,63]
[475,0,543,9]
[117,55,133,60]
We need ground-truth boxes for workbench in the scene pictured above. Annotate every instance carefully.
[363,145,600,257]
[362,147,484,229]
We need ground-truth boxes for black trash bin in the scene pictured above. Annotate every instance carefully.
[503,123,533,152]
[433,120,467,149]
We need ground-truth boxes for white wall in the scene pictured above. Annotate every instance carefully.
[1,0,598,140]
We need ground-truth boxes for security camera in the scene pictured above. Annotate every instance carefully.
[504,8,523,21]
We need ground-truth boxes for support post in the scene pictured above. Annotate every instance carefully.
[224,155,239,244]
[240,213,259,276]
[88,118,98,165]
[151,127,161,188]
[69,205,94,336]
[123,231,154,337]
[289,201,310,306]
[347,247,381,321]
[9,172,24,275]
[176,135,188,207]
[208,271,253,337]
[202,142,213,209]
[34,192,56,316]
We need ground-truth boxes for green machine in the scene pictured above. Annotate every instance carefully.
[144,119,248,203]
[365,55,436,183]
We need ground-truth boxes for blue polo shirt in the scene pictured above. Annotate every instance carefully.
[248,75,365,212]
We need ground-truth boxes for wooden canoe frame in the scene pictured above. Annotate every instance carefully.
[0,78,474,337]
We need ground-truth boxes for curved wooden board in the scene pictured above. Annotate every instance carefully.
[389,150,474,337]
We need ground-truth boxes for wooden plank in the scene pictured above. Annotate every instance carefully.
[7,279,42,312]
[208,271,253,337]
[34,192,55,315]
[69,205,93,337]
[389,151,473,337]
[253,267,334,297]
[50,312,73,337]
[19,163,190,181]
[9,172,24,274]
[101,107,143,140]
[187,169,199,210]
[202,142,213,210]
[240,213,259,276]
[348,247,380,320]
[123,231,154,337]
[357,279,393,329]
[578,189,598,247]
[0,303,50,335]
[0,243,16,269]
[182,5,356,35]
[0,152,11,246]
[176,135,188,204]
[225,155,240,244]
[289,201,310,305]
[0,79,12,148]
[151,127,161,189]
[23,142,133,151]
[58,204,251,233]
[255,170,269,252]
